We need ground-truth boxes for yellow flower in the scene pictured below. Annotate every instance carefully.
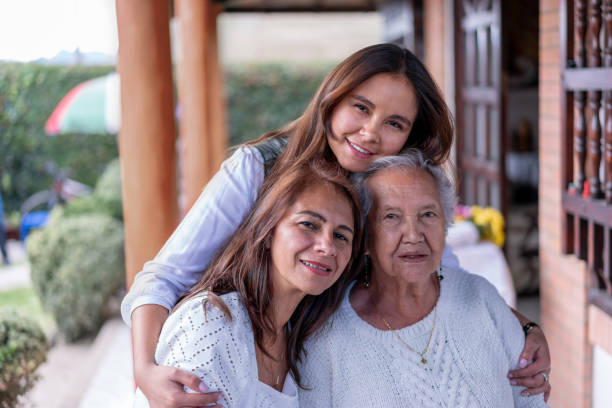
[468,206,505,247]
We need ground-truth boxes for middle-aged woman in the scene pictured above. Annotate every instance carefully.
[123,44,550,406]
[299,151,550,407]
[133,160,363,407]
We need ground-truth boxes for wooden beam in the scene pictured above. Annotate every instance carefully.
[176,0,228,214]
[116,0,179,288]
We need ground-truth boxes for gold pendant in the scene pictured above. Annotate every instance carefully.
[421,357,427,364]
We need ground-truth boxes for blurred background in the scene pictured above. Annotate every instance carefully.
[0,1,610,407]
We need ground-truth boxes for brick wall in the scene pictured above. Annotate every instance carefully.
[538,0,593,406]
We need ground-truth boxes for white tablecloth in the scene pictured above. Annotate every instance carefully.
[448,222,516,308]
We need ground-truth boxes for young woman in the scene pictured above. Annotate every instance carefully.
[123,44,551,407]
[132,160,363,407]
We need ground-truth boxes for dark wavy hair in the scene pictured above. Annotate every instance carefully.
[176,159,364,388]
[248,43,454,178]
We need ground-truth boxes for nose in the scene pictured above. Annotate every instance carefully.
[359,118,380,143]
[401,218,424,244]
[314,232,337,257]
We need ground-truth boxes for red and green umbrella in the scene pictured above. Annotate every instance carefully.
[45,72,120,135]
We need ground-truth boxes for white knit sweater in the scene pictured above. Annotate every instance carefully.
[132,292,298,408]
[298,267,549,408]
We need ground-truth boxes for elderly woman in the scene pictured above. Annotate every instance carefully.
[299,151,549,407]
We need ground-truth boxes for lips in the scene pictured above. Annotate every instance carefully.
[398,253,429,263]
[346,139,374,159]
[300,260,333,276]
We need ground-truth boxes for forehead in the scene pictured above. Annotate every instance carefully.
[349,74,418,114]
[367,167,440,209]
[288,182,355,223]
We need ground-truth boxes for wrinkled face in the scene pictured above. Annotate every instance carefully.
[367,168,446,285]
[328,73,419,173]
[269,183,355,297]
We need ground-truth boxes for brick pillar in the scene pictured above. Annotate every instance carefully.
[116,0,179,288]
[538,0,593,406]
[175,0,228,214]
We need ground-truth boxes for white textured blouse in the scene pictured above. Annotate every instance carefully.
[121,146,461,326]
[298,267,549,408]
[132,291,299,408]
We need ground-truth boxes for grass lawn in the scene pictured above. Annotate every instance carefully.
[0,286,56,337]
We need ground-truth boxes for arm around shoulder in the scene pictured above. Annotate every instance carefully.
[120,147,265,326]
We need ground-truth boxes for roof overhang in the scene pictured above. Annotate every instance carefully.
[213,0,383,13]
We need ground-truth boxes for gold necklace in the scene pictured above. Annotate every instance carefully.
[380,275,440,365]
[256,346,286,391]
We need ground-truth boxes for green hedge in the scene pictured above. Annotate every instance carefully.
[27,159,125,342]
[63,159,123,221]
[0,63,117,214]
[27,212,125,341]
[225,63,331,145]
[0,310,48,408]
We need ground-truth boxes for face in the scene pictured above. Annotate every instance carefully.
[268,182,355,298]
[367,168,446,285]
[328,73,419,173]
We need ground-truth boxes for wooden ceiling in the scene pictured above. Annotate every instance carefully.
[214,0,383,12]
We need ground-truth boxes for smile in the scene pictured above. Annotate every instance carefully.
[347,139,373,156]
[300,260,332,275]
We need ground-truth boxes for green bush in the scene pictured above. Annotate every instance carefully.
[63,159,122,220]
[0,310,47,408]
[225,63,331,145]
[27,213,125,341]
[0,62,117,214]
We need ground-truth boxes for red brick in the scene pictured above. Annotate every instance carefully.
[540,10,560,31]
[540,0,560,13]
[541,48,561,65]
[540,81,561,98]
[540,99,561,117]
[540,64,562,81]
[540,29,561,48]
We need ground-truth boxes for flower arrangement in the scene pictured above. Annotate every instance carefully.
[455,205,505,247]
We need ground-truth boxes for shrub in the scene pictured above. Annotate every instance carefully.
[27,213,125,341]
[0,310,48,408]
[63,159,122,221]
[225,63,331,145]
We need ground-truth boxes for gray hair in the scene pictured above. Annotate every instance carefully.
[351,149,456,228]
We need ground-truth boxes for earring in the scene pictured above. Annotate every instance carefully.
[362,255,371,288]
[437,265,444,281]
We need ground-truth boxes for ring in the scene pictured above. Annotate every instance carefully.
[540,372,549,383]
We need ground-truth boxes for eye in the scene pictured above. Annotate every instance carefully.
[334,232,350,242]
[422,211,437,218]
[386,120,404,130]
[384,213,398,219]
[299,221,316,229]
[354,103,368,113]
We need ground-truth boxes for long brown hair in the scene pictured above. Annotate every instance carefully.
[177,160,363,387]
[248,43,454,178]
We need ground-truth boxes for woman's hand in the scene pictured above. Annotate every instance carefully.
[507,326,551,402]
[131,304,222,407]
[136,363,222,408]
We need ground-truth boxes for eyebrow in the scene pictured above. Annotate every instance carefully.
[379,203,440,212]
[297,210,354,235]
[352,95,412,127]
